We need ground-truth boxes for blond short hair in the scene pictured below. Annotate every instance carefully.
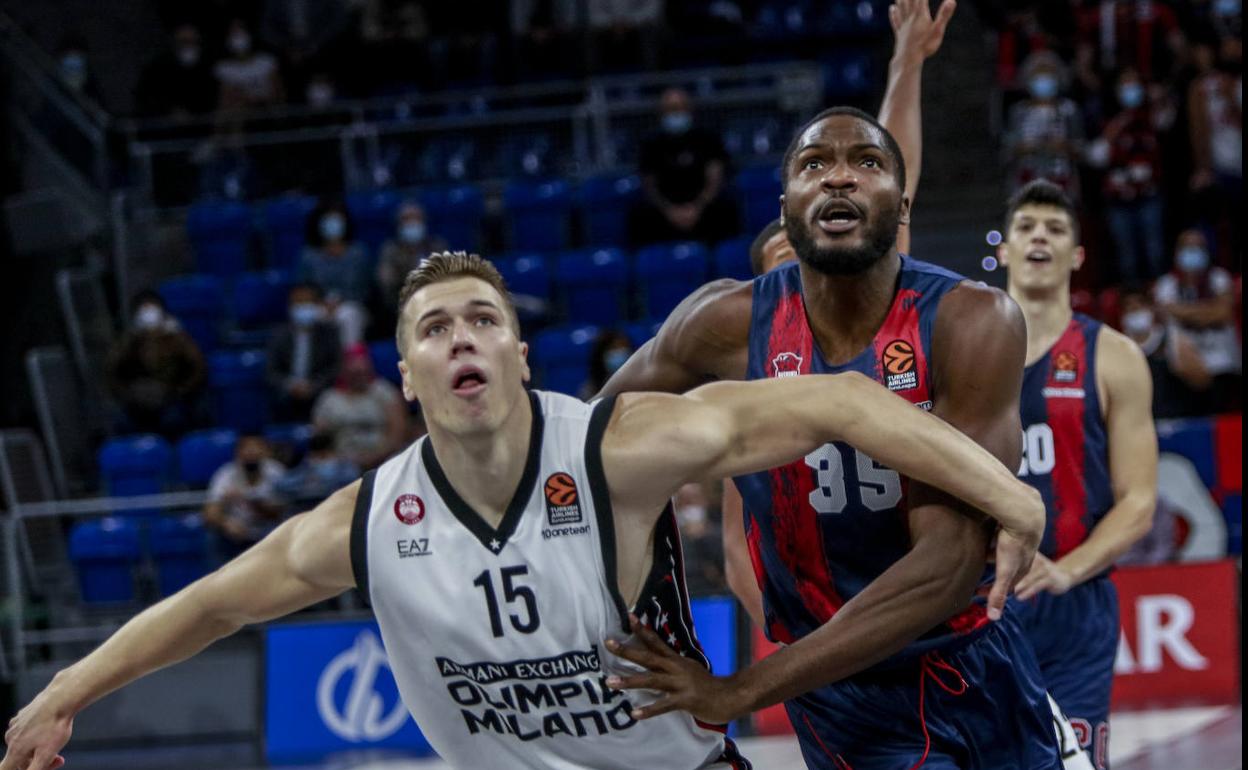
[395,251,519,349]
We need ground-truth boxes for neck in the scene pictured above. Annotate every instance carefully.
[1008,280,1074,364]
[425,391,533,522]
[799,251,901,364]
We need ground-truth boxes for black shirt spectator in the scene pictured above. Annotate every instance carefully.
[1119,286,1211,419]
[134,24,219,118]
[266,282,342,421]
[630,87,739,246]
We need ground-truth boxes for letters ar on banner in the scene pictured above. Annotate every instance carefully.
[1111,559,1240,709]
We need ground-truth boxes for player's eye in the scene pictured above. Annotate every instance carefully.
[803,158,823,171]
[861,157,881,168]
[475,316,497,327]
[424,323,446,337]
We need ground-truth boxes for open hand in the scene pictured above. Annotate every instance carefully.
[1015,553,1075,601]
[2,688,73,770]
[604,615,745,725]
[890,0,957,61]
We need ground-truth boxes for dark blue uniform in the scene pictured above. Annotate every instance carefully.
[1015,314,1118,770]
[734,258,1060,769]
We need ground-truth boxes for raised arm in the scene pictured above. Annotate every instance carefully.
[1017,327,1157,599]
[2,484,359,770]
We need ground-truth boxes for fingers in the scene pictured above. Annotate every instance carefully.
[889,3,901,32]
[604,637,667,672]
[605,673,667,692]
[935,0,957,30]
[1015,569,1045,601]
[628,615,675,656]
[630,696,680,721]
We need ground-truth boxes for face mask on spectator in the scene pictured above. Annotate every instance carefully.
[290,302,325,326]
[1122,309,1154,336]
[1118,82,1145,109]
[320,214,346,241]
[604,348,631,375]
[399,221,426,244]
[176,45,200,67]
[1176,246,1209,273]
[227,31,252,56]
[134,304,165,330]
[60,53,87,90]
[1029,73,1059,100]
[662,111,693,134]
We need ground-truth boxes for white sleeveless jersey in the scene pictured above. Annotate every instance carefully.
[351,391,748,770]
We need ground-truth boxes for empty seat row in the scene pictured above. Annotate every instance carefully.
[69,514,212,603]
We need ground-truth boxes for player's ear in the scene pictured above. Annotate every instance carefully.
[1072,245,1086,272]
[398,359,416,402]
[778,195,785,226]
[518,341,531,383]
[996,240,1009,267]
[898,194,911,227]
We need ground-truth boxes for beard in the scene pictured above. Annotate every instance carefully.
[784,199,901,276]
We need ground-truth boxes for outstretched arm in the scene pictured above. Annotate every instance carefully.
[2,484,359,770]
[878,0,957,252]
[1018,328,1157,599]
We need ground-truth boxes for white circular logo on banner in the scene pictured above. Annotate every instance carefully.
[316,631,411,742]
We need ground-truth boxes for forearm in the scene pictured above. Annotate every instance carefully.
[733,528,983,713]
[722,484,765,628]
[879,51,925,202]
[1056,492,1156,584]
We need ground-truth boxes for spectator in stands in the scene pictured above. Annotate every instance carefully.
[266,282,342,421]
[673,482,726,596]
[1187,36,1242,261]
[749,219,796,276]
[1004,51,1084,198]
[203,433,287,557]
[55,35,104,105]
[302,71,339,107]
[1120,285,1211,419]
[214,18,285,111]
[298,198,370,345]
[630,87,739,246]
[134,23,219,118]
[274,430,358,505]
[586,0,664,73]
[579,330,634,400]
[105,290,209,438]
[375,201,448,324]
[1074,0,1184,123]
[312,343,409,469]
[1153,229,1242,410]
[1087,67,1171,283]
[356,0,433,94]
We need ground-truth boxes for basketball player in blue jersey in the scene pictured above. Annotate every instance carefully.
[3,253,1046,770]
[599,108,1063,769]
[998,180,1158,770]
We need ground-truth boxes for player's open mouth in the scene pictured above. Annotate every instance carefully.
[1025,250,1052,263]
[817,199,862,234]
[451,365,488,396]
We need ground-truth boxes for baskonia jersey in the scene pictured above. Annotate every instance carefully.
[734,256,993,661]
[1018,313,1114,562]
[351,390,747,770]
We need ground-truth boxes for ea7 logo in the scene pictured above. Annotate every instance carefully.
[396,538,432,558]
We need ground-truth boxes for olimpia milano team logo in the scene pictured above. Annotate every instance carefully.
[316,631,411,742]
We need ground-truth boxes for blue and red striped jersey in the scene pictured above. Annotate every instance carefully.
[1018,314,1113,562]
[733,256,993,663]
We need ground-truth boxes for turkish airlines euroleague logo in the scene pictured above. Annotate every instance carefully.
[544,472,583,526]
[1052,351,1079,383]
[393,494,425,525]
[882,339,918,392]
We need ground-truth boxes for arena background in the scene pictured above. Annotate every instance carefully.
[0,1,1239,768]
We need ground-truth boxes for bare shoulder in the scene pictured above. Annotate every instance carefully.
[1095,324,1151,398]
[934,281,1026,352]
[658,278,753,371]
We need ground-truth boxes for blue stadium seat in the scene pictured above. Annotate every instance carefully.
[159,274,226,352]
[208,350,270,433]
[504,179,573,252]
[264,422,315,465]
[635,242,710,319]
[622,319,663,349]
[736,164,784,236]
[714,236,754,280]
[421,184,484,252]
[580,173,641,247]
[186,200,252,278]
[233,270,293,329]
[98,434,174,499]
[263,195,317,272]
[347,188,403,259]
[150,514,212,596]
[532,325,600,396]
[177,429,238,488]
[556,248,630,326]
[495,254,551,321]
[369,340,403,388]
[69,517,142,604]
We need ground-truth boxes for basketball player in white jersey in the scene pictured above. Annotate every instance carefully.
[3,252,1044,770]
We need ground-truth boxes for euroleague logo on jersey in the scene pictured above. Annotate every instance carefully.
[1052,351,1079,383]
[882,339,918,392]
[771,352,803,378]
[393,494,425,525]
[544,472,583,526]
